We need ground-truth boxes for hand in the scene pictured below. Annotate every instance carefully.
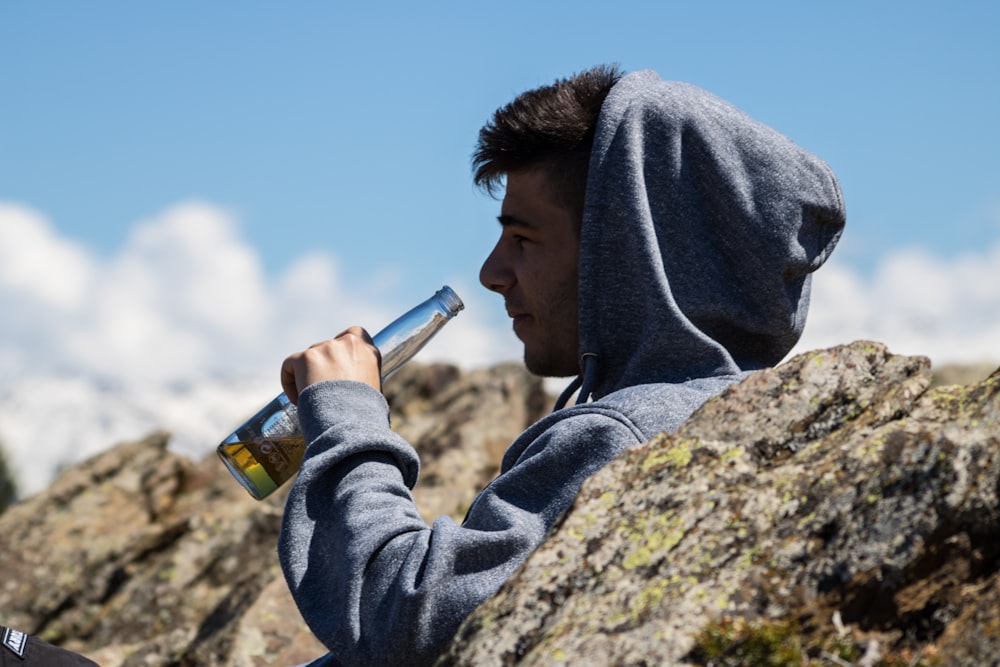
[280,326,382,404]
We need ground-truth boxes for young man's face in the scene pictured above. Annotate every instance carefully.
[479,169,580,377]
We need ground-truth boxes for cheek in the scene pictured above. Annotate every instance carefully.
[555,249,580,295]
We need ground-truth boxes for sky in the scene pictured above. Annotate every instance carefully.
[1,1,998,494]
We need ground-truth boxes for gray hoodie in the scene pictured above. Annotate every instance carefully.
[278,69,845,666]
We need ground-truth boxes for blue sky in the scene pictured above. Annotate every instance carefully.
[4,2,997,279]
[1,2,999,491]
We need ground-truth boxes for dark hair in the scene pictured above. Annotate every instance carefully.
[472,64,624,219]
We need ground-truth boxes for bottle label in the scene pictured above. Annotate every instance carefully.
[255,438,292,474]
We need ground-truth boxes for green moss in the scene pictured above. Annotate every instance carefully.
[859,436,885,459]
[621,514,686,570]
[737,545,761,571]
[823,636,862,662]
[689,615,946,667]
[689,616,804,666]
[720,446,745,465]
[633,581,666,617]
[641,438,695,473]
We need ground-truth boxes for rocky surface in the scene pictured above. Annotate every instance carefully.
[1,342,998,666]
[437,342,1000,666]
[0,362,546,666]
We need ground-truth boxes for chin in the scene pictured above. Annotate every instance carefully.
[523,352,578,378]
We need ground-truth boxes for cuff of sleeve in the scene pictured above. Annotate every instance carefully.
[297,380,390,444]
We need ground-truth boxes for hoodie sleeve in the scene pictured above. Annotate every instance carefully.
[277,379,647,667]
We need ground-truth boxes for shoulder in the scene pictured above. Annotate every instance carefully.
[498,374,747,473]
[498,400,646,474]
[592,374,748,440]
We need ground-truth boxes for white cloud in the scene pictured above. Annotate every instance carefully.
[794,243,1000,367]
[0,202,519,495]
[1,201,997,497]
[0,203,98,310]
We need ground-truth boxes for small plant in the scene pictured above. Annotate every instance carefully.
[0,439,18,513]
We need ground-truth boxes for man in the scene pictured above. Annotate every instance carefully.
[278,64,845,666]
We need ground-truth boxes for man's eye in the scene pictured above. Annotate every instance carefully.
[513,235,529,246]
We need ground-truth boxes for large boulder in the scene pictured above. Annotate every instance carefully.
[436,342,1000,666]
[3,343,999,666]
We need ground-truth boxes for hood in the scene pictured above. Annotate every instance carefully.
[572,70,845,403]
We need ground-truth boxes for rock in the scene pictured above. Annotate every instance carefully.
[931,361,997,388]
[435,341,1000,666]
[0,362,545,666]
[4,345,999,666]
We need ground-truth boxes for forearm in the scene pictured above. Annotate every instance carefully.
[278,381,521,666]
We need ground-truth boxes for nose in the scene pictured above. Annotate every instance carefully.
[479,241,514,295]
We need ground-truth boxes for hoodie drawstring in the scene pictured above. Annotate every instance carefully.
[553,353,599,410]
[553,376,581,411]
[575,353,598,405]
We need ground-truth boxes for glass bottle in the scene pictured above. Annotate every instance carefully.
[217,286,464,500]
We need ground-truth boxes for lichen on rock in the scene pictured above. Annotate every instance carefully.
[436,341,1000,666]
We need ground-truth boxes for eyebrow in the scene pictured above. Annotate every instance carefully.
[497,214,539,229]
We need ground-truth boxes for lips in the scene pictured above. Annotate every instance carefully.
[506,306,531,336]
[506,305,529,322]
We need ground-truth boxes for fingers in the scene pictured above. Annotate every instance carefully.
[280,327,381,405]
[342,325,375,347]
[280,356,302,405]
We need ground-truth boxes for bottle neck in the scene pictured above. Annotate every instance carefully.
[372,286,464,379]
